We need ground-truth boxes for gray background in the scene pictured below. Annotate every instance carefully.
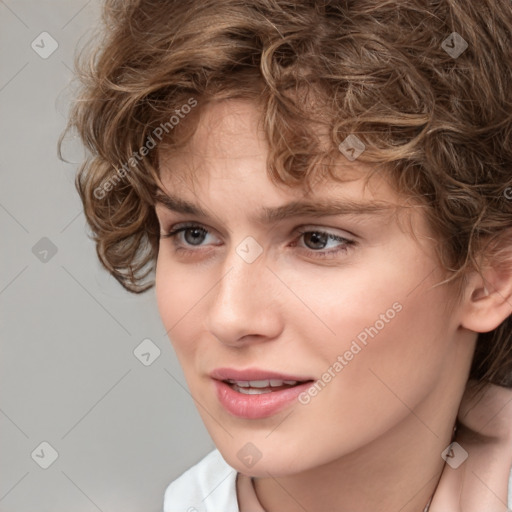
[0,1,214,511]
[1,1,512,512]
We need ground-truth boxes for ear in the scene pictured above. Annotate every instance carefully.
[460,240,512,333]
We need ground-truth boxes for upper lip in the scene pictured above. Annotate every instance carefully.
[210,367,315,382]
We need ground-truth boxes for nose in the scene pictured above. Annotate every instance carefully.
[204,244,283,347]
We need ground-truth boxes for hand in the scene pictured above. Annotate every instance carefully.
[429,379,512,512]
[458,379,512,447]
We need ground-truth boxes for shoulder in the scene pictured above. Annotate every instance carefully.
[163,449,239,512]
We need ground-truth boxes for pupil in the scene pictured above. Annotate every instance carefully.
[185,228,205,245]
[305,232,327,250]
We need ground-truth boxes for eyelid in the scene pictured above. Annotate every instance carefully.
[158,217,222,237]
[156,208,365,232]
[293,224,357,240]
[160,221,356,241]
[160,221,219,240]
[160,222,358,263]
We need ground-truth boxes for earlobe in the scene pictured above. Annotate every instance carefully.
[461,268,512,333]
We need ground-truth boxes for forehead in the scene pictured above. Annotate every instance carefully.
[158,98,375,186]
[155,98,410,226]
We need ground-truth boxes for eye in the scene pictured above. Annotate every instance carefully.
[160,222,356,260]
[160,222,218,250]
[293,229,356,258]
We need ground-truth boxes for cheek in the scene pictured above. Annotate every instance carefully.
[288,264,456,402]
[322,287,455,422]
[155,255,201,359]
[283,294,456,458]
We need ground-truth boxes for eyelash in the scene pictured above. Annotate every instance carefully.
[160,222,356,259]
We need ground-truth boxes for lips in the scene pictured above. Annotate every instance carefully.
[210,367,314,382]
[210,367,315,419]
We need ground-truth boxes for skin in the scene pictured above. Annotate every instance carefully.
[154,99,511,512]
[431,381,512,512]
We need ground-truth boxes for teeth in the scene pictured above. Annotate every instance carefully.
[227,379,299,387]
[249,379,270,388]
[226,379,250,387]
[226,379,300,389]
[235,386,273,394]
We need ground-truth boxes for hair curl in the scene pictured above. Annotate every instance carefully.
[61,0,512,386]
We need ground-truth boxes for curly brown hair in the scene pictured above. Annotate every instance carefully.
[60,0,512,386]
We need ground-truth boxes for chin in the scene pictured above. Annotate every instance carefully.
[219,448,302,477]
[212,431,327,477]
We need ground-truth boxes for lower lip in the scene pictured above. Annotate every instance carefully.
[213,379,314,419]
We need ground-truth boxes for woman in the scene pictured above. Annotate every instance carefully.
[62,0,512,510]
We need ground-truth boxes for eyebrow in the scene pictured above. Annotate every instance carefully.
[154,190,397,225]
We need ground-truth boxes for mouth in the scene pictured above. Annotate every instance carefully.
[222,378,311,394]
[210,368,315,419]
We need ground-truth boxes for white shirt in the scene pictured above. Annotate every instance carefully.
[162,449,240,512]
[162,449,432,512]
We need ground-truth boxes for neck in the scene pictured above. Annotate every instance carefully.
[253,381,460,512]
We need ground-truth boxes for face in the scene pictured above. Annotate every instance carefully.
[154,99,474,476]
